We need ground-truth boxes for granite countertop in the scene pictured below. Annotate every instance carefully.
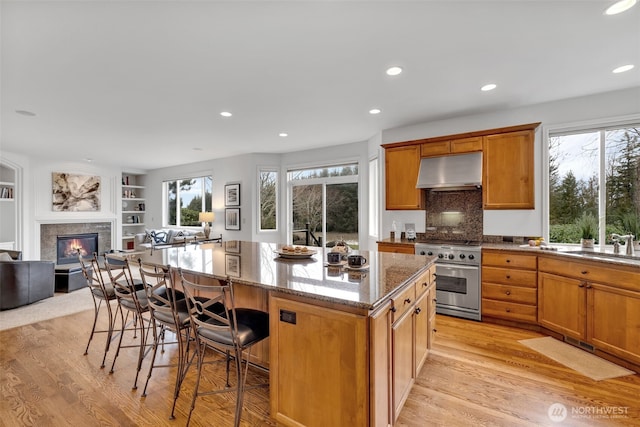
[136,241,436,310]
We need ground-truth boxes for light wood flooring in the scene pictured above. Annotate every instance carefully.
[1,308,639,426]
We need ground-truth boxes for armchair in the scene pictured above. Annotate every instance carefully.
[0,250,55,310]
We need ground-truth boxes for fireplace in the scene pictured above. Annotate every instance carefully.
[57,233,98,265]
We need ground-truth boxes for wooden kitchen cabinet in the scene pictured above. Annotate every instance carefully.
[378,242,415,254]
[384,144,423,210]
[538,256,640,366]
[483,129,535,209]
[420,136,482,157]
[482,250,538,325]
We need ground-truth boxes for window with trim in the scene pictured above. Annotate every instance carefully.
[164,176,212,227]
[548,122,639,244]
[259,169,278,231]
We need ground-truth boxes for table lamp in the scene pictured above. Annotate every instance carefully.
[199,211,215,239]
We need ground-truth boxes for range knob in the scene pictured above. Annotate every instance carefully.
[419,251,426,255]
[468,254,475,260]
[459,254,466,259]
[427,251,434,256]
[448,254,455,260]
[438,253,444,259]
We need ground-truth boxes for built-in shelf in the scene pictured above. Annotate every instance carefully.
[121,173,146,250]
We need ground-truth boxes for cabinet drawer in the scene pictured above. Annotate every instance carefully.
[420,141,450,157]
[482,298,537,323]
[482,266,537,287]
[378,243,415,254]
[483,251,537,269]
[415,265,436,298]
[539,256,640,291]
[392,284,416,323]
[482,283,537,304]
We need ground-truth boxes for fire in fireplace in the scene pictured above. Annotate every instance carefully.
[57,233,98,265]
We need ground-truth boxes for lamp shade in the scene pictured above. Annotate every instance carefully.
[199,212,215,223]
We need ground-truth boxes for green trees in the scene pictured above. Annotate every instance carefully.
[549,127,639,243]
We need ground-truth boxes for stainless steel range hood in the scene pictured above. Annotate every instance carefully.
[416,152,482,190]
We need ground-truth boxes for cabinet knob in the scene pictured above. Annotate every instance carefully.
[506,259,511,263]
[505,291,511,295]
[433,298,437,303]
[391,307,397,313]
[581,270,588,275]
[506,275,511,279]
[404,298,412,304]
[578,283,585,288]
[433,328,437,333]
[506,308,511,313]
[586,284,592,289]
[422,282,428,287]
[415,307,422,315]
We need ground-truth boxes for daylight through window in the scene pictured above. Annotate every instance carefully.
[164,176,212,227]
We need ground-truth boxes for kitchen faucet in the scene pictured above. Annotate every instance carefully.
[611,233,635,256]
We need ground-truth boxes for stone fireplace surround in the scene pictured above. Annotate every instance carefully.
[40,222,112,264]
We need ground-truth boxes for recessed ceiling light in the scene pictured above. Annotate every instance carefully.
[279,133,288,137]
[369,108,382,115]
[193,147,203,151]
[481,83,497,91]
[15,109,36,117]
[83,158,93,163]
[605,0,636,15]
[220,111,232,117]
[612,64,635,73]
[386,66,403,76]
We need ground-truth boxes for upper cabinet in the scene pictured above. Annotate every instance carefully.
[483,130,535,209]
[383,123,539,211]
[384,145,424,210]
[420,136,483,158]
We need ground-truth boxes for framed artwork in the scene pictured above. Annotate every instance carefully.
[225,208,240,230]
[225,254,241,277]
[225,183,240,206]
[52,172,101,212]
[225,240,241,253]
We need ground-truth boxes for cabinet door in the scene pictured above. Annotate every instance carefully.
[587,283,640,365]
[392,310,414,421]
[483,130,534,209]
[450,136,483,153]
[385,145,423,210]
[414,291,430,375]
[538,272,586,340]
[420,140,450,157]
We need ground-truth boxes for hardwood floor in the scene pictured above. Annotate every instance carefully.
[1,310,638,426]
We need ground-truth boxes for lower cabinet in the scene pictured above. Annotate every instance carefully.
[378,242,416,254]
[538,256,640,366]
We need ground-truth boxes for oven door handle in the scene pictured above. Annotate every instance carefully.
[436,263,479,271]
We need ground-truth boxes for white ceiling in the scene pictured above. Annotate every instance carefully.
[2,1,639,171]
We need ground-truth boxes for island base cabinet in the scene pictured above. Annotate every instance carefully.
[269,295,369,427]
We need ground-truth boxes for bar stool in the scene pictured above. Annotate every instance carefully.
[178,269,269,427]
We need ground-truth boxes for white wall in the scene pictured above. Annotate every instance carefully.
[380,87,640,239]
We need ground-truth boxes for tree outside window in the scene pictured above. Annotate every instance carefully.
[548,125,639,244]
[165,176,212,227]
[259,170,278,231]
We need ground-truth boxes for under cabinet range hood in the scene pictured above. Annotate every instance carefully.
[416,152,483,190]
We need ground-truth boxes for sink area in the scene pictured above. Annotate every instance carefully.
[557,248,640,266]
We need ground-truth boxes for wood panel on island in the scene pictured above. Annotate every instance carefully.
[382,122,540,211]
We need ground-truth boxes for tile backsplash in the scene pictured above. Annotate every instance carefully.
[423,189,483,242]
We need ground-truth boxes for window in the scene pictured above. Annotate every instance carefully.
[548,122,639,244]
[164,176,212,227]
[369,156,379,238]
[288,163,359,248]
[259,169,278,231]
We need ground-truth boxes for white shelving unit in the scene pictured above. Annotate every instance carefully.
[0,181,14,201]
[121,173,146,250]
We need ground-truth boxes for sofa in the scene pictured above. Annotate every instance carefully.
[0,250,55,310]
[134,229,210,250]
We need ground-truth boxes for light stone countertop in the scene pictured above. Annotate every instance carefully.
[136,240,436,310]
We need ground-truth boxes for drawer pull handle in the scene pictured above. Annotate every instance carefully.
[586,284,592,289]
[506,291,511,295]
[433,298,437,303]
[578,283,585,288]
[422,282,428,287]
[391,307,397,313]
[506,308,511,313]
[581,270,588,275]
[404,298,412,304]
[433,328,438,333]
[506,259,511,263]
[506,275,511,279]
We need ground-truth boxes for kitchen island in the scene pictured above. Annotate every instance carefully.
[134,241,437,427]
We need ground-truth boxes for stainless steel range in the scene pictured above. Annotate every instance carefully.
[415,241,481,321]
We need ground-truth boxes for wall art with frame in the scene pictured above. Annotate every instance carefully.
[52,172,101,212]
[225,254,241,277]
[225,208,240,230]
[225,183,240,207]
